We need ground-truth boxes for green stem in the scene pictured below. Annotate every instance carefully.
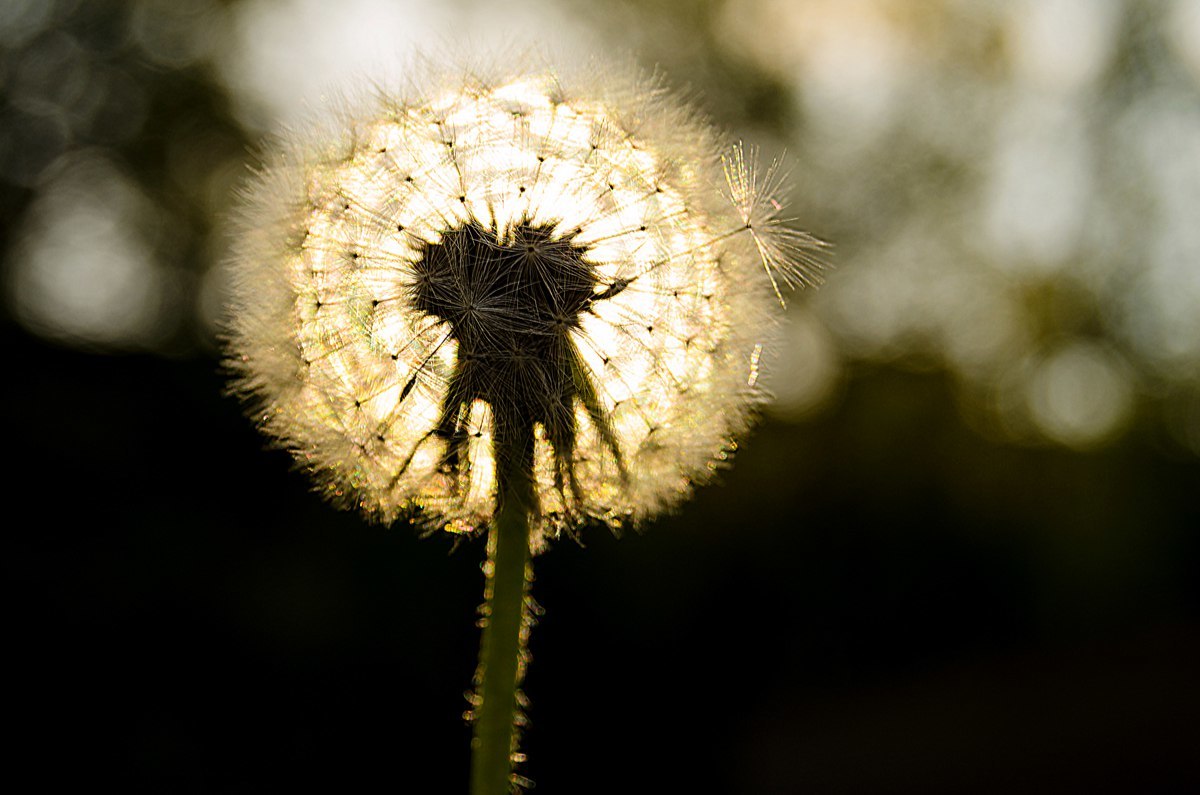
[470,441,534,795]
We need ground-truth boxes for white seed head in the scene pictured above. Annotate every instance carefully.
[224,56,820,549]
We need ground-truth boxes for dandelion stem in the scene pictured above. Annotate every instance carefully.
[471,426,535,795]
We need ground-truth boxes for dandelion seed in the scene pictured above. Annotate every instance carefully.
[722,144,826,305]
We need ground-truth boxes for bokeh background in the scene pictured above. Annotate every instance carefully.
[4,0,1199,791]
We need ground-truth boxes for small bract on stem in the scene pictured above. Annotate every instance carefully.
[224,55,820,793]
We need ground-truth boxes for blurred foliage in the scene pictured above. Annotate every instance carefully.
[6,0,1200,452]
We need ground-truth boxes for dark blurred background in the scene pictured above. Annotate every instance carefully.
[4,1,1199,792]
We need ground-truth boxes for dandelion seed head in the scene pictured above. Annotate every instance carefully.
[225,57,820,548]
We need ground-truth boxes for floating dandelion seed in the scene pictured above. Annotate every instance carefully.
[224,55,821,793]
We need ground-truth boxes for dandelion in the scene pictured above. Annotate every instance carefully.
[224,54,820,794]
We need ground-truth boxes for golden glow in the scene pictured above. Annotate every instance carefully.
[226,66,814,545]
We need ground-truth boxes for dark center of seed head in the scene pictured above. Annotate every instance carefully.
[412,221,595,353]
[411,221,597,454]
